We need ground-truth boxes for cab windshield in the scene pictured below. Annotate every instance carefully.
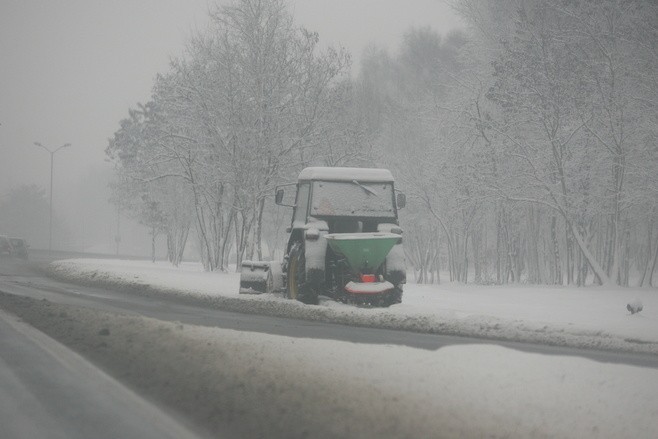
[310,181,395,218]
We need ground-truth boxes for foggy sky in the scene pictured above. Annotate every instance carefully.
[0,0,463,252]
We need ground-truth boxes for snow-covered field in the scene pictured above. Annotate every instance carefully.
[33,258,658,437]
[50,258,658,354]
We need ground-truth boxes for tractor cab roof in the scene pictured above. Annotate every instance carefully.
[298,167,394,183]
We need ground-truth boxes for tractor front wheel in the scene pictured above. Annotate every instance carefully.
[287,243,319,305]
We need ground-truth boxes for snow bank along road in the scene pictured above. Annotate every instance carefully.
[1,257,657,438]
[50,258,658,356]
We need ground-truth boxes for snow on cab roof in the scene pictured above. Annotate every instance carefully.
[298,167,394,182]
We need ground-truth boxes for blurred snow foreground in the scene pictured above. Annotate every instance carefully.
[50,259,658,355]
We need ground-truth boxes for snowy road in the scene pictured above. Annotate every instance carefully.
[0,307,205,439]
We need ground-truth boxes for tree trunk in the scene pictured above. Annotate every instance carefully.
[565,229,573,285]
[649,243,658,287]
[219,212,234,271]
[641,221,656,287]
[551,217,562,285]
[569,221,611,286]
[151,226,157,263]
[642,228,658,287]
[472,228,482,284]
[496,209,503,284]
[256,197,265,261]
[462,231,469,284]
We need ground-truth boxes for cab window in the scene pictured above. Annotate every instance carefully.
[292,183,310,227]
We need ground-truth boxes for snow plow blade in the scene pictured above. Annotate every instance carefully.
[239,261,273,295]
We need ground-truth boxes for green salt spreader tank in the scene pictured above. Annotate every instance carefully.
[240,167,407,306]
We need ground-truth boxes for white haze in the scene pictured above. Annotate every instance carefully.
[0,0,463,254]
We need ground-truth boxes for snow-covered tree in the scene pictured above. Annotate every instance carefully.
[107,0,350,271]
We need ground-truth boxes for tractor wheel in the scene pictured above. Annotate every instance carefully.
[381,287,403,307]
[287,243,319,305]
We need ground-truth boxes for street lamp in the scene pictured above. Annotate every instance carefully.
[34,141,71,253]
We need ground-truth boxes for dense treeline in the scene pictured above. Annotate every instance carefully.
[108,0,658,286]
[393,0,658,286]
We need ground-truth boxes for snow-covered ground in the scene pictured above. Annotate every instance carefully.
[183,325,658,438]
[42,258,658,437]
[50,258,658,354]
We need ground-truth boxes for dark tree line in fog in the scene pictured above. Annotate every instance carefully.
[107,0,658,287]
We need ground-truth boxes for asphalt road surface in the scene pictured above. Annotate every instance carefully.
[0,303,206,439]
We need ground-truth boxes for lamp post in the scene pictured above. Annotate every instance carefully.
[34,142,70,253]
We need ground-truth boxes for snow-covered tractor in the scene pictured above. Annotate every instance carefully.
[240,167,406,306]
